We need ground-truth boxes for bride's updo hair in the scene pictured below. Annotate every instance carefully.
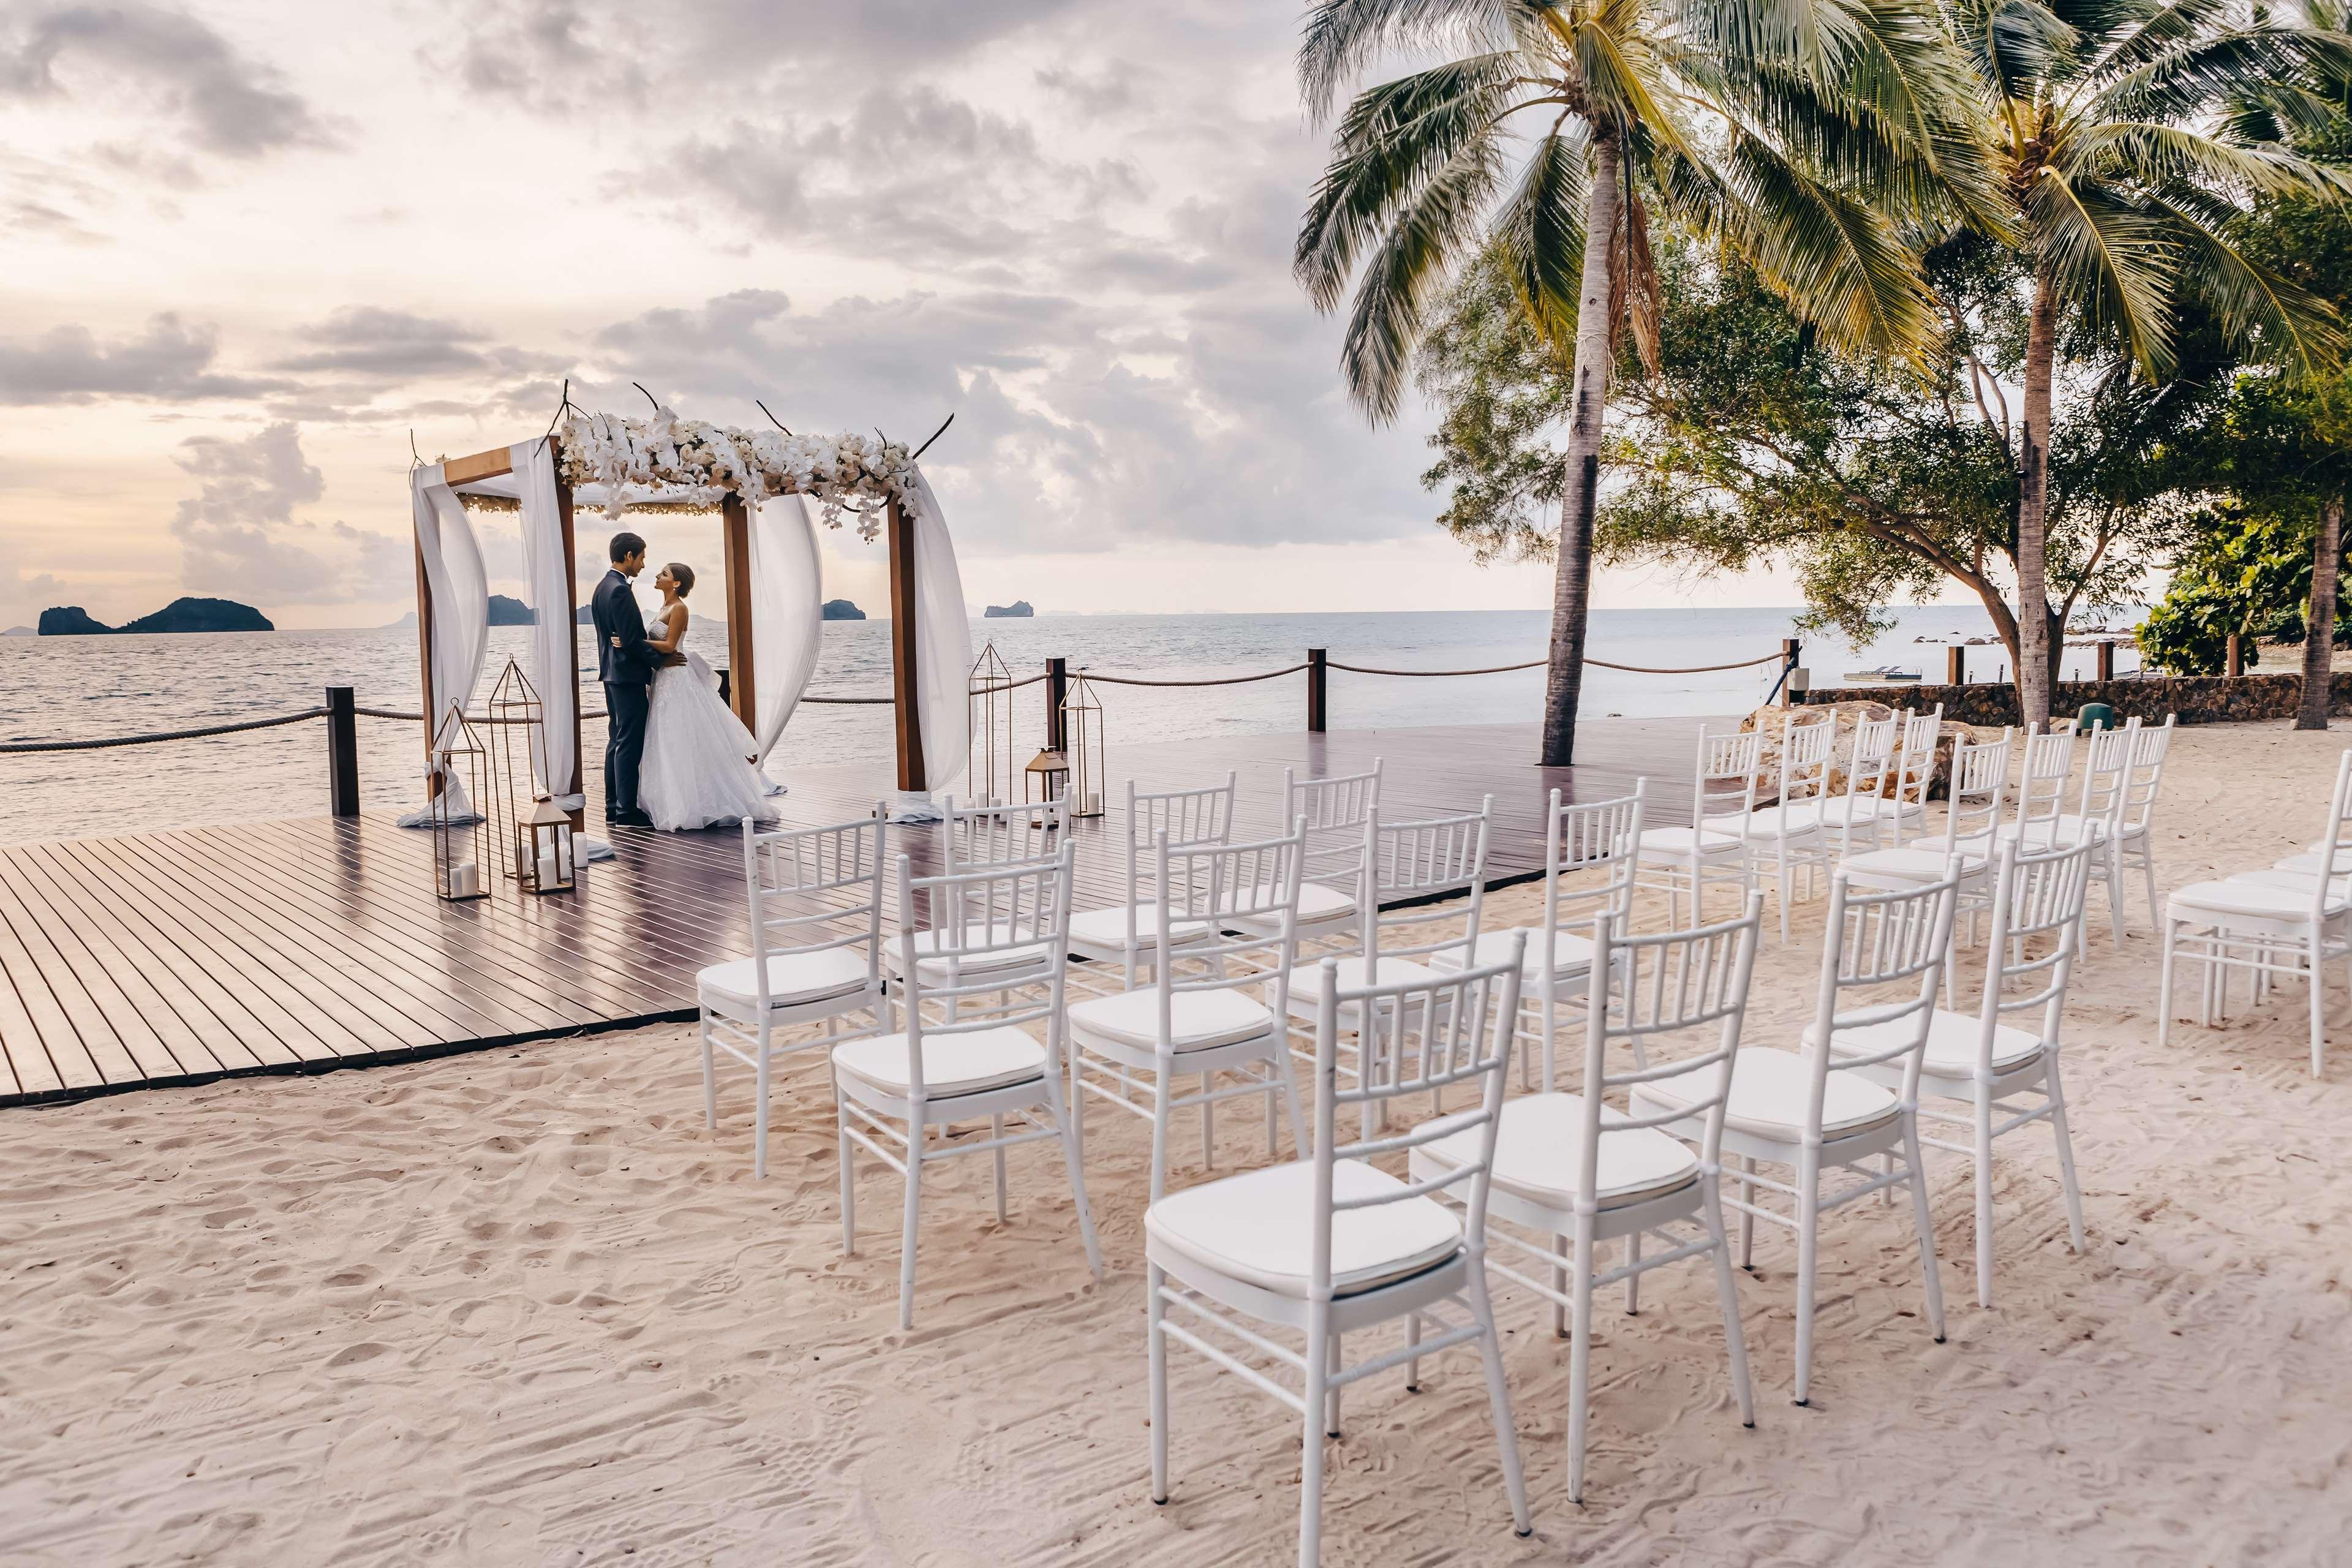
[666,562,695,597]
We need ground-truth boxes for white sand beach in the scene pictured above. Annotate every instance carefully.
[6,718,2351,1566]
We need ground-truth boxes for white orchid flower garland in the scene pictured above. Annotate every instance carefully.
[559,407,921,536]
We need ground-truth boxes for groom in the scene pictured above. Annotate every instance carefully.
[594,531,664,827]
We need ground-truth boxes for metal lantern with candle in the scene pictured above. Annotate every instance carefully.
[967,642,1013,807]
[1060,668,1105,818]
[429,703,491,902]
[1023,747,1070,809]
[519,796,576,895]
[485,657,545,881]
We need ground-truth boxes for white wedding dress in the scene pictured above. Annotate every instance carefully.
[637,604,781,832]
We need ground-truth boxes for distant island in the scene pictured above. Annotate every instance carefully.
[40,597,274,635]
[823,599,865,621]
[4,625,32,637]
[984,600,1035,618]
[488,594,533,626]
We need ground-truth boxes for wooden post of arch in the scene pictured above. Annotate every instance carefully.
[888,495,927,792]
[720,495,757,737]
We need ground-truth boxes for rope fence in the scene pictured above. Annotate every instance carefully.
[4,646,1798,755]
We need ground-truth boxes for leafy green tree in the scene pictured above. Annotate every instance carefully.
[1415,238,2218,671]
[2139,503,2349,671]
[1945,0,2352,724]
[1293,0,1993,763]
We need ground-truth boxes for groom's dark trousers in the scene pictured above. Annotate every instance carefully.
[592,567,658,821]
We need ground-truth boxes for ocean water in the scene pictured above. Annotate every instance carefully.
[0,606,2134,845]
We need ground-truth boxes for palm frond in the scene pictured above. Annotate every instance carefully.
[1297,0,1540,119]
[2027,168,2177,374]
[2147,190,2345,375]
[2091,26,2352,125]
[2073,119,2352,198]
[1336,138,1512,420]
[1295,54,1526,311]
[1721,135,1944,357]
[1492,127,1593,347]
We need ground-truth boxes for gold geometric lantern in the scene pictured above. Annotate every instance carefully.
[428,702,490,902]
[486,657,545,881]
[1061,668,1105,819]
[1023,747,1070,809]
[520,796,576,895]
[967,641,1014,807]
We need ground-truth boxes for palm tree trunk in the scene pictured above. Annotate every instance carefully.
[2015,271,2059,731]
[1540,129,1621,767]
[2299,491,2343,731]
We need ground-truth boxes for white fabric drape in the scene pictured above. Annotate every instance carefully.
[907,467,971,792]
[750,493,823,767]
[398,462,490,825]
[510,437,582,810]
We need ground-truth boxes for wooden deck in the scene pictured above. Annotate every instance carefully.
[0,719,1708,1106]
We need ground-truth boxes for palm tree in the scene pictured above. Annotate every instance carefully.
[1295,0,1997,763]
[1951,0,2352,725]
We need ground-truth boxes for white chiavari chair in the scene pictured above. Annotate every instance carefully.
[1726,713,1838,943]
[1066,774,1235,996]
[1231,761,1382,956]
[1069,823,1311,1197]
[1635,865,1959,1404]
[830,842,1100,1328]
[1411,892,1763,1500]
[1637,726,1763,928]
[1144,942,1532,1566]
[698,809,888,1179]
[1842,728,2014,998]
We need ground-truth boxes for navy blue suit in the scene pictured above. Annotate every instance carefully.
[592,568,657,820]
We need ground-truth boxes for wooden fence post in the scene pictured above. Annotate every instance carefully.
[1046,656,1069,751]
[326,685,358,817]
[1306,647,1327,733]
[1947,645,1966,686]
[2226,633,2245,678]
[2097,639,2116,682]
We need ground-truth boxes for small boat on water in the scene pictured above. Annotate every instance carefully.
[1843,664,1923,682]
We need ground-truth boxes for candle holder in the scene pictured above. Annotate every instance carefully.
[1061,668,1106,818]
[519,797,576,895]
[1023,747,1070,809]
[486,657,545,881]
[967,641,1014,807]
[429,703,490,902]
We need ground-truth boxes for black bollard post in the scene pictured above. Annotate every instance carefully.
[1306,648,1327,733]
[326,685,359,816]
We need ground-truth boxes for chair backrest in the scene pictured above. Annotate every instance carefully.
[888,842,1076,1099]
[943,794,1065,869]
[2116,714,2177,834]
[1578,893,1765,1178]
[2013,724,2078,835]
[1107,773,1237,941]
[1841,711,1901,802]
[1768,715,1837,826]
[1284,760,1382,892]
[1940,727,2013,851]
[2070,717,2140,833]
[741,808,886,1008]
[1885,706,1945,841]
[1537,783,1645,960]
[1303,940,1525,1300]
[1689,727,1765,831]
[2303,749,2352,909]
[1357,797,1493,971]
[1152,820,1311,1029]
[1969,833,2098,1069]
[1802,867,1961,1114]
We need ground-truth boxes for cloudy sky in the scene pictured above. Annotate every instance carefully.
[0,0,1793,630]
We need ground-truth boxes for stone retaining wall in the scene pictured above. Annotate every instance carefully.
[1802,671,2352,726]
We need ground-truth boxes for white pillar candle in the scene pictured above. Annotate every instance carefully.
[536,851,561,888]
[448,861,480,898]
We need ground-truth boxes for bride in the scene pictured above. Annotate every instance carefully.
[635,562,781,832]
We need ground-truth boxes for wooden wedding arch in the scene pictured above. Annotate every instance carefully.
[417,435,933,831]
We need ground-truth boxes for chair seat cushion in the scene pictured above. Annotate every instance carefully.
[1839,845,1986,883]
[1724,807,1826,842]
[1419,1093,1697,1213]
[1287,954,1444,1003]
[2237,868,2352,897]
[1145,1158,1461,1298]
[1431,926,1595,982]
[1231,878,1359,927]
[882,924,1050,974]
[2169,880,2349,922]
[1637,826,1743,857]
[698,946,871,1008]
[2274,848,2352,875]
[1068,987,1276,1054]
[1066,904,1212,950]
[1631,1047,1898,1141]
[1819,1008,2045,1076]
[831,1025,1046,1098]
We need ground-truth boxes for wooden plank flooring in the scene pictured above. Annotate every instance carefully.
[0,718,1708,1106]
